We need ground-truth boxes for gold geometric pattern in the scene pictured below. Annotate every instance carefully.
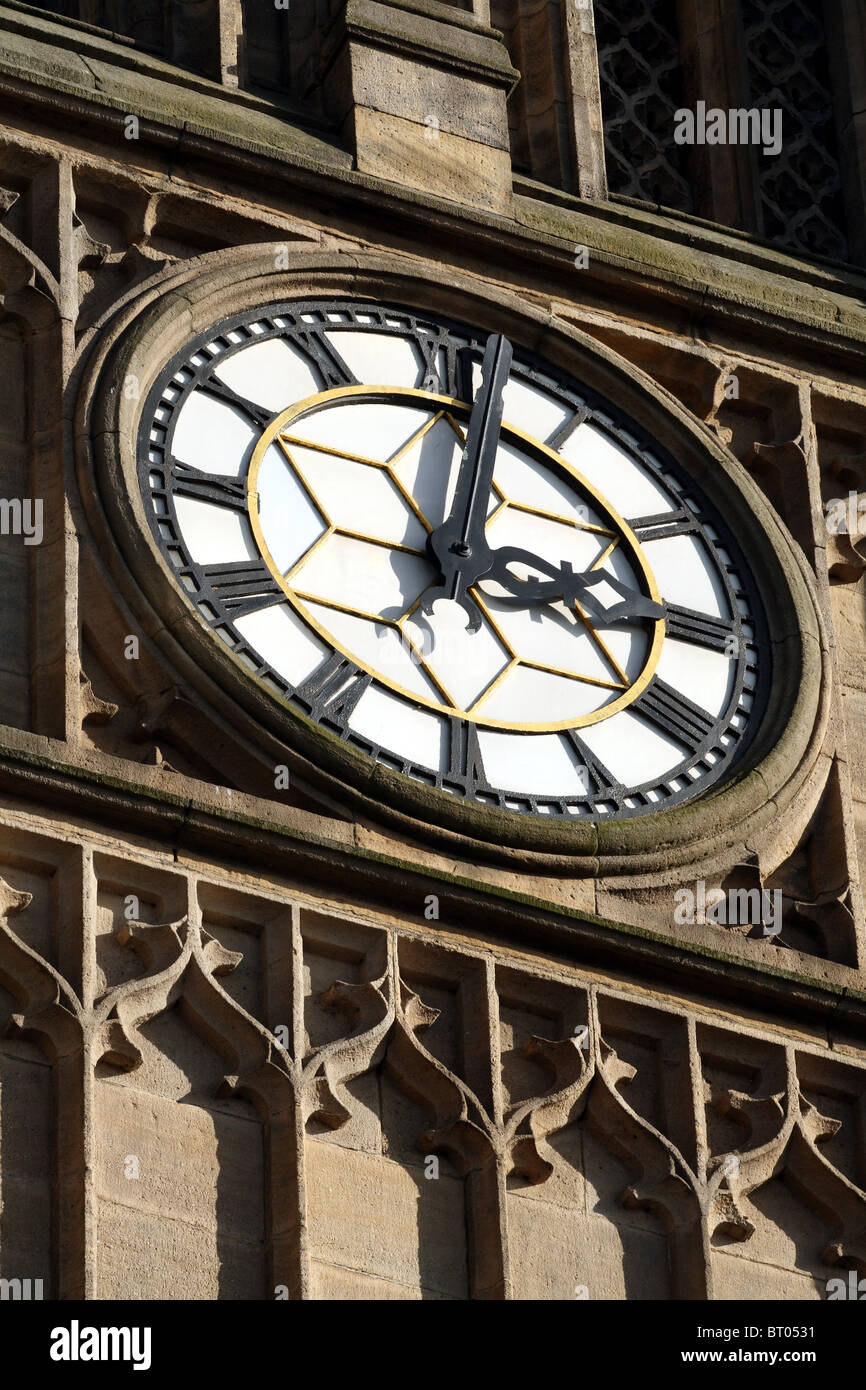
[247,386,664,732]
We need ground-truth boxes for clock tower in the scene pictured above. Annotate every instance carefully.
[1,0,865,1306]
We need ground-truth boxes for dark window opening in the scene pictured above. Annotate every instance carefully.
[594,0,694,214]
[740,0,848,261]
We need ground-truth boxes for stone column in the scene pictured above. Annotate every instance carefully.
[677,0,758,230]
[494,0,606,198]
[295,0,519,212]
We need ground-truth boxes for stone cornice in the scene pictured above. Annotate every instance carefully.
[0,728,864,1039]
[318,0,520,91]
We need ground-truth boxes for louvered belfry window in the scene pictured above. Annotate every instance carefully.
[740,0,849,261]
[593,0,694,213]
[591,0,852,261]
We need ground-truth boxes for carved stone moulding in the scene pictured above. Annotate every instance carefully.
[76,247,830,879]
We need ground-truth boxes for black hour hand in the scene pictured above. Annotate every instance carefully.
[486,547,665,627]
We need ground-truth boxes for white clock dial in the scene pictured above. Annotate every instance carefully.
[139,301,766,820]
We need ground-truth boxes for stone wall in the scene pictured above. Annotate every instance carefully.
[0,0,864,1299]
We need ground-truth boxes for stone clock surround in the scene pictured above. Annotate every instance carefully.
[79,247,828,883]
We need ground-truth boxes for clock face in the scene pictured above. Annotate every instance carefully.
[138,300,768,821]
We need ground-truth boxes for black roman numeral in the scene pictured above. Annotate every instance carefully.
[631,678,716,755]
[291,325,358,389]
[417,333,445,394]
[562,729,621,799]
[436,340,475,402]
[664,604,736,652]
[446,717,487,785]
[169,459,248,511]
[197,376,274,430]
[295,652,372,725]
[547,406,590,452]
[629,509,700,542]
[198,559,283,618]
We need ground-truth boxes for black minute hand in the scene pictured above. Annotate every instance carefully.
[423,333,513,631]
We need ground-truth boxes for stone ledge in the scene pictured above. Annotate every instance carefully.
[514,172,866,295]
[335,0,519,89]
[371,0,505,42]
[0,730,865,1034]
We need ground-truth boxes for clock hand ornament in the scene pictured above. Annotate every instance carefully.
[423,332,513,632]
[422,334,662,636]
[485,546,666,627]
